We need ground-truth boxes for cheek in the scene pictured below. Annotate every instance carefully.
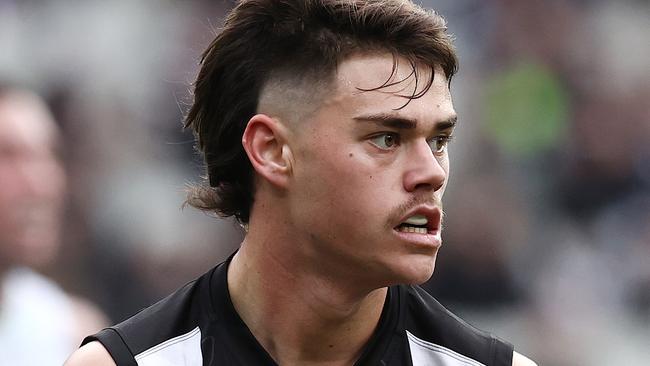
[294,147,387,225]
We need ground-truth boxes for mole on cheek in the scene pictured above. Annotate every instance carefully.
[349,153,353,157]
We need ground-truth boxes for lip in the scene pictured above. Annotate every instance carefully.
[392,205,442,248]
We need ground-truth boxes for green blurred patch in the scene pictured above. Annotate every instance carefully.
[485,62,569,158]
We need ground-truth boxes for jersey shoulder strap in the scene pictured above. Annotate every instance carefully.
[400,285,513,366]
[81,267,215,365]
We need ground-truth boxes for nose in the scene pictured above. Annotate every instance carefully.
[402,140,446,193]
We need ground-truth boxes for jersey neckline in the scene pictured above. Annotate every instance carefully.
[207,252,402,365]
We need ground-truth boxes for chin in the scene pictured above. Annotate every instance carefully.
[386,252,438,286]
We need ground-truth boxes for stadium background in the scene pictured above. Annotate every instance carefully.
[1,0,648,364]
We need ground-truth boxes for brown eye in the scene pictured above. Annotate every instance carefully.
[428,136,453,154]
[370,133,400,150]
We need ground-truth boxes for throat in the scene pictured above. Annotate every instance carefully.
[254,288,388,365]
[229,239,388,365]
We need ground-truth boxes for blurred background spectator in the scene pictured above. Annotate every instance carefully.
[0,85,106,364]
[0,0,648,365]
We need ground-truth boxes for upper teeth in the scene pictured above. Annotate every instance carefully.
[403,215,427,226]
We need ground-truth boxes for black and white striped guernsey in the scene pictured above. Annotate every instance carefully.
[82,256,514,365]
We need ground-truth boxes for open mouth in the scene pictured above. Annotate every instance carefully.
[396,224,429,234]
[394,214,435,235]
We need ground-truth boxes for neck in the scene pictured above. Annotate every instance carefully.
[228,222,387,366]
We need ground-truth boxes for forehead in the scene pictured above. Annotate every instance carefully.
[328,53,455,122]
[0,94,57,152]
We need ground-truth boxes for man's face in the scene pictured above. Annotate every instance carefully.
[0,94,66,269]
[286,53,456,287]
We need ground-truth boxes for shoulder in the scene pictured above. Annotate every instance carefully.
[512,351,537,366]
[400,285,514,366]
[78,268,216,364]
[104,278,205,353]
[4,267,71,310]
[402,284,490,338]
[64,341,116,366]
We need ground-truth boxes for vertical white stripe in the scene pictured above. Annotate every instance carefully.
[135,327,202,366]
[406,330,485,366]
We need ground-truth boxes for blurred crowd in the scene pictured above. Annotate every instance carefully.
[0,0,648,365]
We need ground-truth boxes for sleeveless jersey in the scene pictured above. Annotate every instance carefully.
[83,257,513,365]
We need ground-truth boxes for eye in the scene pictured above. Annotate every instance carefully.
[428,135,453,154]
[369,133,400,150]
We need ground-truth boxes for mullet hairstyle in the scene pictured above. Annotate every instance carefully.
[185,0,458,224]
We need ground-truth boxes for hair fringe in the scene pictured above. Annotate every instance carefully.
[185,0,459,223]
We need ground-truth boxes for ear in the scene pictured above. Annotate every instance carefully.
[241,114,293,188]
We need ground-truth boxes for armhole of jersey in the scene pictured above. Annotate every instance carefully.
[81,328,138,366]
[490,336,514,366]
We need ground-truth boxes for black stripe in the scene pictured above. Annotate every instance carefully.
[491,335,514,366]
[82,328,137,366]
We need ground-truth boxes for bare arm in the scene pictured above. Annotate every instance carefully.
[63,341,116,366]
[70,296,109,345]
[512,350,537,366]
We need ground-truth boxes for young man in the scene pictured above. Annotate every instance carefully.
[67,1,536,365]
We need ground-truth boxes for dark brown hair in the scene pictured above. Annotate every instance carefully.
[185,0,458,223]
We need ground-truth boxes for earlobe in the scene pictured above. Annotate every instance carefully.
[242,114,292,188]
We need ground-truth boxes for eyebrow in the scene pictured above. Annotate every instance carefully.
[353,113,457,131]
